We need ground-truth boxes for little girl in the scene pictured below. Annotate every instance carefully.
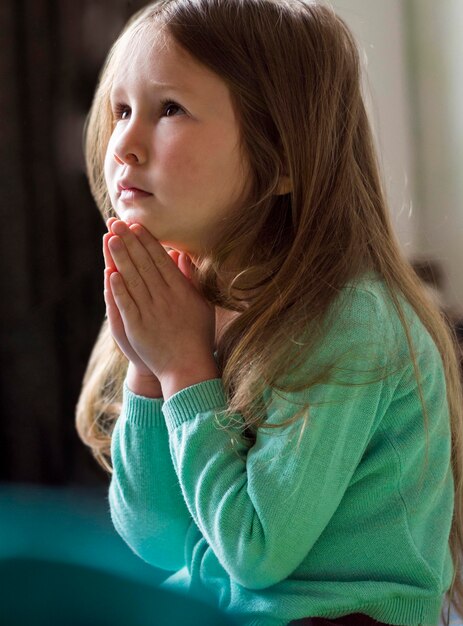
[76,1,463,625]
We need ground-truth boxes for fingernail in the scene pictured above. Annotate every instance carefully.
[112,221,127,236]
[109,236,123,250]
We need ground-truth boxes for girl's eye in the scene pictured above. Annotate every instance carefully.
[112,104,130,122]
[160,99,184,117]
[111,100,184,123]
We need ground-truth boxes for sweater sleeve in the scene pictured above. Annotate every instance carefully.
[162,287,399,590]
[109,379,193,572]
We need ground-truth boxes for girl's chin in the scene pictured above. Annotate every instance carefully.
[118,214,152,231]
[116,206,148,225]
[117,211,139,227]
[112,212,191,253]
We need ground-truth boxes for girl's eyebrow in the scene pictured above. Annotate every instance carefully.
[148,80,191,93]
[110,80,192,100]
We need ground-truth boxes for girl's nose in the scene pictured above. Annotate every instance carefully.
[113,127,147,166]
[113,151,140,166]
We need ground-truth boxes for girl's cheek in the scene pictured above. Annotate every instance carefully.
[104,141,118,187]
[158,132,204,182]
[103,144,113,181]
[103,145,120,213]
[168,150,204,189]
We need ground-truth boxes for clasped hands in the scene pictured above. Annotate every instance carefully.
[103,218,219,399]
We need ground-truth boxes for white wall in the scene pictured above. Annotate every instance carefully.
[406,0,463,313]
[329,0,463,314]
[330,0,418,257]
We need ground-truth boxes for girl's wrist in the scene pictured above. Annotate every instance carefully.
[126,362,163,398]
[159,357,219,401]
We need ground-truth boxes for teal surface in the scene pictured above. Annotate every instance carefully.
[0,484,236,625]
[0,484,166,585]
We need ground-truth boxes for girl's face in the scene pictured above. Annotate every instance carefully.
[104,30,251,257]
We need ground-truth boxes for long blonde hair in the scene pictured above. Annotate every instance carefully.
[76,1,463,622]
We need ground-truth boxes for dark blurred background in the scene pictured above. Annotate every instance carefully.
[1,0,152,487]
[0,5,198,621]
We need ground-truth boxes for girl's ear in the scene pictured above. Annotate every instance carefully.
[274,174,292,195]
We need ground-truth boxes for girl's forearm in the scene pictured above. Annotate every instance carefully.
[109,390,191,571]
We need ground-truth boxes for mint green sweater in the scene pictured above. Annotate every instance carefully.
[109,274,454,626]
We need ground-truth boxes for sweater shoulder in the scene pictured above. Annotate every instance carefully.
[302,271,442,378]
[314,272,400,361]
[340,271,444,375]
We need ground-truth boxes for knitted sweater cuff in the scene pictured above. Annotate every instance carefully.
[122,379,165,427]
[162,378,228,433]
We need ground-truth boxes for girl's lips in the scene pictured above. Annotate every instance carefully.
[119,188,153,201]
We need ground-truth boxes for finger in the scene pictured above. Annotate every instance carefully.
[103,232,117,271]
[104,267,117,297]
[168,249,181,266]
[106,217,118,232]
[104,268,119,319]
[105,269,155,375]
[167,249,199,288]
[109,271,140,328]
[110,220,166,294]
[108,235,153,308]
[165,248,195,283]
[129,223,185,287]
[178,252,193,280]
[103,217,119,270]
[104,268,120,312]
[104,268,125,341]
[177,252,203,292]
